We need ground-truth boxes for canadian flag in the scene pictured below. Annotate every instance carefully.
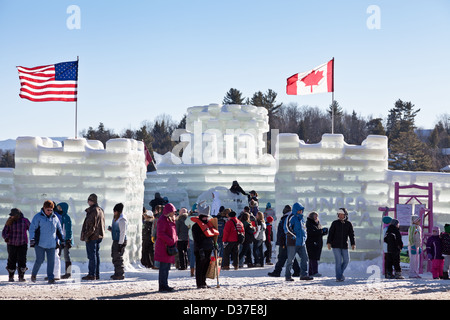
[286,59,334,95]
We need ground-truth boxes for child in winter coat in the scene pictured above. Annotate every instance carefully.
[408,215,422,278]
[440,224,450,279]
[426,227,444,279]
[2,208,30,282]
[109,203,128,280]
[264,216,274,265]
[384,219,404,279]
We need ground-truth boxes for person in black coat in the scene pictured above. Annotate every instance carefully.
[268,205,300,277]
[326,208,355,282]
[384,219,404,279]
[191,206,218,289]
[305,211,327,277]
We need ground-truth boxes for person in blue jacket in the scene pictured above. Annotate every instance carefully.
[29,200,64,284]
[284,202,313,281]
[57,202,73,279]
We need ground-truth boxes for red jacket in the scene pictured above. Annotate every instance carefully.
[222,217,244,243]
[154,214,178,264]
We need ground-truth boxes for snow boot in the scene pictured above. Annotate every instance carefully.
[61,262,72,279]
[267,271,280,277]
[7,268,15,282]
[18,267,27,282]
[394,271,405,279]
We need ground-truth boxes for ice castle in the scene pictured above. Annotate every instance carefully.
[1,103,450,264]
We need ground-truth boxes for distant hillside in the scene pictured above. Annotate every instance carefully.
[0,137,68,151]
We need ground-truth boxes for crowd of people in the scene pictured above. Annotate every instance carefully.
[1,193,127,283]
[3,181,450,293]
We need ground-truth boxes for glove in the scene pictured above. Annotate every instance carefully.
[65,240,72,248]
[30,239,35,247]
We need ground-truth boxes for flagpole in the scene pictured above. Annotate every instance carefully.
[75,56,79,138]
[331,57,335,134]
[331,91,334,134]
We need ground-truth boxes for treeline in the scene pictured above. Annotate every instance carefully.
[1,88,449,172]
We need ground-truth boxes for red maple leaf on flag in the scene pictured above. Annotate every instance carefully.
[301,70,324,93]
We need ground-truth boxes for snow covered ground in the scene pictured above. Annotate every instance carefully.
[0,257,449,301]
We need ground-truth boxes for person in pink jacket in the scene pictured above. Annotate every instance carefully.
[155,203,178,292]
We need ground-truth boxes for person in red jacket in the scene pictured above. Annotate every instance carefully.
[221,211,244,270]
[155,203,178,292]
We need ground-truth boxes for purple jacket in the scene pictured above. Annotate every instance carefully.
[426,235,443,259]
[2,217,30,246]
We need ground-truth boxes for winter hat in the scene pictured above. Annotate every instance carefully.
[88,193,98,203]
[445,224,450,233]
[382,216,393,224]
[198,205,210,216]
[292,202,305,214]
[163,203,176,215]
[283,205,292,214]
[390,219,399,227]
[9,208,22,217]
[144,210,154,217]
[433,226,440,233]
[57,202,69,215]
[411,215,420,224]
[266,202,271,209]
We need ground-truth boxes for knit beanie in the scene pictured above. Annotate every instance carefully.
[390,219,399,227]
[445,224,450,233]
[163,203,176,215]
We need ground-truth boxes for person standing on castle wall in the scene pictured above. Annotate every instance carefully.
[141,207,155,268]
[327,208,356,282]
[306,211,327,277]
[149,192,165,212]
[176,207,189,270]
[440,224,450,280]
[57,202,73,279]
[29,200,64,284]
[80,193,106,280]
[426,226,444,279]
[2,208,30,282]
[408,215,422,278]
[155,203,178,292]
[229,180,247,196]
[384,219,404,279]
[108,203,127,280]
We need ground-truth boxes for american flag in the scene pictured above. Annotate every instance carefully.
[17,60,78,102]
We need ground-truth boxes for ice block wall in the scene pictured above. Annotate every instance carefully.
[275,133,450,261]
[0,136,147,263]
[144,103,277,211]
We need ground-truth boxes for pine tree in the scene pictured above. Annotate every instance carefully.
[223,88,245,105]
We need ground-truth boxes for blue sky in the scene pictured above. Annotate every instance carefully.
[0,0,449,140]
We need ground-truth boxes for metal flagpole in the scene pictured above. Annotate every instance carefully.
[75,56,79,138]
[331,91,334,134]
[331,57,335,134]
